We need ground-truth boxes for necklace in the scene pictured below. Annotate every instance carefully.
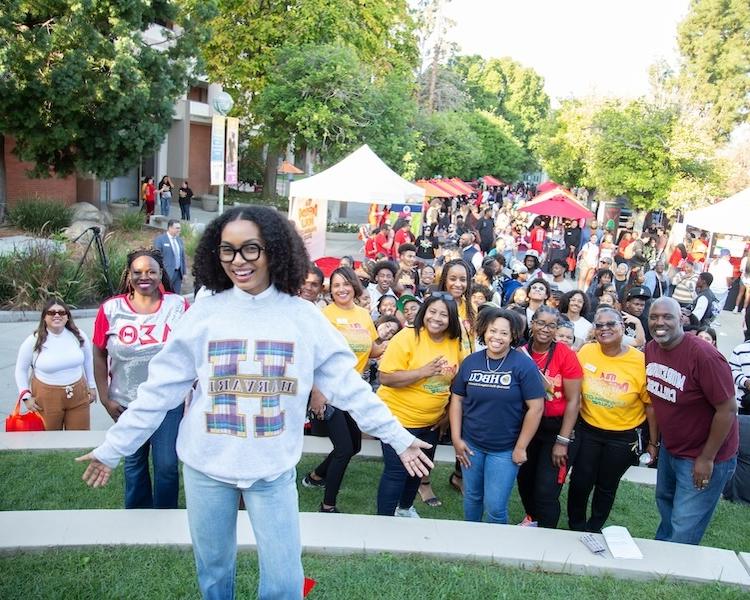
[486,349,510,372]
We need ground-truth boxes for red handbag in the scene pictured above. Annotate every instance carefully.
[5,389,45,432]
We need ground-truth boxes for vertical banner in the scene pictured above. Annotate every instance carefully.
[225,117,239,185]
[210,115,226,186]
[290,197,327,260]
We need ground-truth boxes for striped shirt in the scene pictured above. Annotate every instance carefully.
[729,341,750,405]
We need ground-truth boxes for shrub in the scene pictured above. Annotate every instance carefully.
[0,243,96,309]
[113,210,144,233]
[180,223,201,262]
[83,235,130,297]
[7,199,72,235]
[327,221,360,233]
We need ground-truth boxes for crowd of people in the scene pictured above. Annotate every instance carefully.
[10,188,750,598]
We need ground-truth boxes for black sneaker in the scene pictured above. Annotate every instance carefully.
[302,473,325,488]
[319,503,340,513]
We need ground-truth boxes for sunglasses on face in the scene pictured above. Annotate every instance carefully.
[430,291,457,303]
[594,320,621,330]
[46,309,67,317]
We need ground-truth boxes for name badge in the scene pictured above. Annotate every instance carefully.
[336,318,349,325]
[584,363,597,373]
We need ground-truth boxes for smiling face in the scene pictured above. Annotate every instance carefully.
[130,255,162,298]
[593,310,624,348]
[421,266,435,286]
[648,299,683,349]
[531,311,558,346]
[400,250,416,269]
[219,219,270,295]
[378,295,397,316]
[484,317,513,358]
[44,303,69,334]
[423,300,450,339]
[300,272,323,303]
[528,282,549,303]
[555,325,575,347]
[375,268,394,293]
[567,292,584,316]
[377,321,399,340]
[445,265,468,300]
[356,290,371,311]
[330,273,356,308]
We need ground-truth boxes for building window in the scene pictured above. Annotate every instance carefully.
[187,85,208,103]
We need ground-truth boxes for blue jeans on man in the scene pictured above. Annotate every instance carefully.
[655,445,736,545]
[462,443,519,524]
[123,403,183,509]
[183,464,304,600]
[377,426,437,516]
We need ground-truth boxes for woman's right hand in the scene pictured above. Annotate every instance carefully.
[104,399,125,422]
[453,439,473,469]
[420,356,447,378]
[22,396,41,412]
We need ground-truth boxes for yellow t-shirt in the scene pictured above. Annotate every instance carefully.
[457,298,474,354]
[322,303,377,374]
[377,327,468,428]
[577,343,650,431]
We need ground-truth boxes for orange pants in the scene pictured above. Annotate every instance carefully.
[31,376,90,431]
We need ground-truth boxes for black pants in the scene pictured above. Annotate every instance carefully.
[567,419,637,532]
[517,416,579,528]
[311,408,361,506]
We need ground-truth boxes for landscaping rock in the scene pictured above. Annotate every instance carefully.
[70,202,104,223]
[63,220,107,242]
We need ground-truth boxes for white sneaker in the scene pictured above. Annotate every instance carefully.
[394,506,420,518]
[733,307,740,314]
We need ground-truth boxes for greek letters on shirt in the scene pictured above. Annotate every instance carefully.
[646,362,686,403]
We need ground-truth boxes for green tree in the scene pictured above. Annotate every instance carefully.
[677,0,750,140]
[252,45,369,157]
[464,111,526,181]
[416,111,482,180]
[0,0,214,181]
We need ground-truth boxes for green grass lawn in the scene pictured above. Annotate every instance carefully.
[1,450,748,553]
[1,547,747,600]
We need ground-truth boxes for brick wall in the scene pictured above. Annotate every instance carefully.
[4,137,77,207]
[188,123,211,196]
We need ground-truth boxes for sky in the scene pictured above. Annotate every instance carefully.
[441,0,690,103]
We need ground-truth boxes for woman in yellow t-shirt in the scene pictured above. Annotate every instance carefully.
[304,267,388,513]
[376,293,468,517]
[567,306,658,532]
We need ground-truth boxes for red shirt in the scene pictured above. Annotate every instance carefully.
[374,232,390,257]
[393,228,414,257]
[645,333,738,461]
[530,226,546,254]
[364,237,378,260]
[526,342,583,418]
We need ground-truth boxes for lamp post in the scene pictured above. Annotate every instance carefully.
[211,91,234,214]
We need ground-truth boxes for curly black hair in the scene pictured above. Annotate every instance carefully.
[192,206,308,295]
[118,248,173,295]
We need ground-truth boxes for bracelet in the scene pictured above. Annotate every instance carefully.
[647,441,660,448]
[555,435,570,446]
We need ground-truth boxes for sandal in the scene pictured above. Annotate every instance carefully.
[418,480,442,507]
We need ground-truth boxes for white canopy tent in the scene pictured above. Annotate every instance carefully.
[289,145,425,259]
[683,187,750,236]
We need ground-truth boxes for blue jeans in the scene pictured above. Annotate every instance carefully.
[183,464,303,600]
[377,426,437,516]
[655,446,737,545]
[461,443,518,524]
[160,193,171,216]
[123,403,183,509]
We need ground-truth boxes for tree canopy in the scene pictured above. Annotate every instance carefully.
[0,0,214,179]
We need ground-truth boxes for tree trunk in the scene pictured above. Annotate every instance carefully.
[0,134,6,221]
[263,146,281,201]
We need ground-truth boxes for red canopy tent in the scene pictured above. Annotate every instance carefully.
[537,180,562,193]
[449,178,476,195]
[519,187,593,220]
[416,179,450,198]
[482,175,504,187]
[429,179,463,197]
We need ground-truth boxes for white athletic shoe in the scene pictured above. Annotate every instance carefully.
[394,506,420,518]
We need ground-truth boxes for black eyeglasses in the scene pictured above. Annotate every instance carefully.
[594,320,621,330]
[46,309,67,317]
[532,320,557,330]
[217,243,265,263]
[430,291,457,303]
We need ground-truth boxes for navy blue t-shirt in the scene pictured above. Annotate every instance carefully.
[451,349,545,452]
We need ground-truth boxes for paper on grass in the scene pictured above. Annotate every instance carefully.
[602,526,643,559]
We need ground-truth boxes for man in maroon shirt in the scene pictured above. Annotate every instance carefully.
[645,297,738,545]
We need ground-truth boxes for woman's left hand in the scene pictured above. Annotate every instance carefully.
[88,388,98,404]
[551,442,567,468]
[398,439,434,478]
[512,447,528,466]
[76,452,112,488]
